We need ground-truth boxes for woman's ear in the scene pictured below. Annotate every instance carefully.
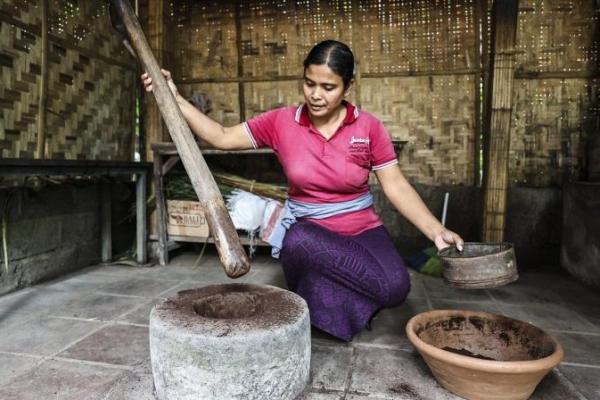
[344,79,355,97]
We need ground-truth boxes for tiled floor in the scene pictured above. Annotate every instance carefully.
[0,249,598,399]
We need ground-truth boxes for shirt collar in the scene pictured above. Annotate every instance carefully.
[295,100,360,127]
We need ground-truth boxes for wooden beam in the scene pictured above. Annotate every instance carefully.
[481,0,519,243]
[176,69,481,85]
[35,0,48,159]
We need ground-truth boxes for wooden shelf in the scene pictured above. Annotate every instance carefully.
[150,233,267,246]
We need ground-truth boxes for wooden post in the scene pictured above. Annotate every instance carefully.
[136,171,147,264]
[144,0,167,162]
[153,150,168,265]
[111,0,251,278]
[35,0,48,159]
[481,0,519,242]
[351,0,362,107]
[234,0,246,122]
[473,0,484,187]
[101,180,112,263]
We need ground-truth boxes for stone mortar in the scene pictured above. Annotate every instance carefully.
[150,283,310,400]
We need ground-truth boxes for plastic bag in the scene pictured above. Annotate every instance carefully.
[226,189,267,232]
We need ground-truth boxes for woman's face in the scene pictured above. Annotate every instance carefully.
[303,64,349,120]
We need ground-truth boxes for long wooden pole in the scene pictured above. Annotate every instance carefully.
[482,0,519,242]
[110,0,250,278]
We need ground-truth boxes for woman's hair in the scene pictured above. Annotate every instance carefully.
[303,40,355,89]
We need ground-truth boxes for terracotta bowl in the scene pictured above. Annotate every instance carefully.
[406,310,564,400]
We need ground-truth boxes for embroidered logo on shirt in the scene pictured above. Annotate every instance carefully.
[350,136,370,144]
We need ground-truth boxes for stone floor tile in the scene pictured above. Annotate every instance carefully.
[247,266,288,288]
[311,327,351,347]
[567,303,600,332]
[0,311,36,330]
[0,287,82,316]
[298,391,344,400]
[102,371,156,400]
[0,316,102,356]
[406,274,427,299]
[529,369,587,399]
[310,344,353,391]
[118,298,164,326]
[0,359,125,400]
[51,293,148,321]
[353,298,429,350]
[429,298,502,314]
[79,265,148,279]
[553,332,600,365]
[99,278,180,298]
[59,324,149,367]
[39,273,122,293]
[349,347,462,399]
[0,353,41,386]
[559,365,600,400]
[486,272,566,305]
[497,303,597,333]
[421,274,492,302]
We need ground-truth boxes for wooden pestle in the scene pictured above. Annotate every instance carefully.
[110,0,250,278]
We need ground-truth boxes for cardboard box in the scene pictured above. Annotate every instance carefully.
[166,200,210,238]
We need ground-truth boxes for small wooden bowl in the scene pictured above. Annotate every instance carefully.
[438,242,518,289]
[406,310,564,400]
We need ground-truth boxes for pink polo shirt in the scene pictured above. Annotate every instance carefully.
[244,102,398,236]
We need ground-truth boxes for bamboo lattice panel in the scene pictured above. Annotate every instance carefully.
[238,1,354,79]
[168,0,478,184]
[178,82,240,126]
[0,0,136,160]
[509,0,600,185]
[510,78,596,186]
[355,0,477,74]
[244,80,304,117]
[169,1,238,80]
[516,0,600,72]
[362,75,475,185]
[0,20,39,158]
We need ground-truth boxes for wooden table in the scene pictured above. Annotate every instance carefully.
[151,142,274,265]
[0,159,151,265]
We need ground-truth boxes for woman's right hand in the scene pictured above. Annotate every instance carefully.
[140,69,179,99]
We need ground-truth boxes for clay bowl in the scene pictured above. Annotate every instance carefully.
[406,310,564,400]
[439,242,519,289]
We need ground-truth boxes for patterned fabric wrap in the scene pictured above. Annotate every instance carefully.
[280,220,411,341]
[268,192,374,258]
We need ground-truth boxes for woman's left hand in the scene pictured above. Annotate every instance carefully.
[433,229,464,252]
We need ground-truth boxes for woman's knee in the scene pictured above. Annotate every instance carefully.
[383,264,411,306]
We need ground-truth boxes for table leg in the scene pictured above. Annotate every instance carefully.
[101,179,112,263]
[136,172,147,264]
[153,153,168,265]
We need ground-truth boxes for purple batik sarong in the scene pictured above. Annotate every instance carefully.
[280,220,411,341]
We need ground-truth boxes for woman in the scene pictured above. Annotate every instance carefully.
[142,40,464,341]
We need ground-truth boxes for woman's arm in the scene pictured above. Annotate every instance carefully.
[375,165,464,251]
[142,70,253,150]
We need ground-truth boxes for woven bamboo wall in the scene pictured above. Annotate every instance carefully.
[510,0,600,185]
[169,0,477,185]
[0,0,136,160]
